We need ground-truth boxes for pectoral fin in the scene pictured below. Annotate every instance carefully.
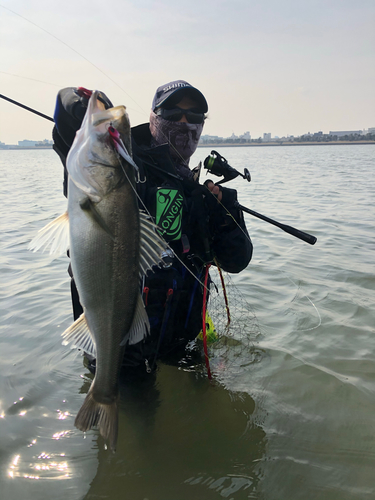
[28,211,70,255]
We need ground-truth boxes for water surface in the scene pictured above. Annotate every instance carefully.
[1,145,374,499]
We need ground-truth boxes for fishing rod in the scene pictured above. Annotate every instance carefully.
[2,92,317,246]
[0,93,54,122]
[204,150,317,246]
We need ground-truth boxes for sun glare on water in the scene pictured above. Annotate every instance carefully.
[8,450,71,480]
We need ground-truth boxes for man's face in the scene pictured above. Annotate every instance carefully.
[174,96,199,122]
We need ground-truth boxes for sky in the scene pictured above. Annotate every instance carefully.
[0,0,374,144]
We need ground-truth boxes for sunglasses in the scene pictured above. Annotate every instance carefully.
[156,107,205,124]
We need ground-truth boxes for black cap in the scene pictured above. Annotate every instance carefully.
[152,80,208,113]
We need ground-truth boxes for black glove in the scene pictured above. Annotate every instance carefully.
[204,180,239,233]
[52,87,113,197]
[53,87,113,150]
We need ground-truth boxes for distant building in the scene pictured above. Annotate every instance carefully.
[368,127,375,134]
[200,135,222,144]
[263,133,271,142]
[329,130,363,137]
[309,131,323,140]
[35,139,53,147]
[18,140,37,147]
[240,131,251,141]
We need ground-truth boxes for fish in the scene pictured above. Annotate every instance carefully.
[29,91,167,450]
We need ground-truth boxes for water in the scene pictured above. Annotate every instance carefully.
[0,145,374,500]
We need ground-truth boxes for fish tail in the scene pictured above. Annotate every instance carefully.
[75,387,119,451]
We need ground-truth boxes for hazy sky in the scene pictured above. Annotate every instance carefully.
[1,0,374,144]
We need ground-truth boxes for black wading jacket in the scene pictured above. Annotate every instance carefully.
[52,87,253,370]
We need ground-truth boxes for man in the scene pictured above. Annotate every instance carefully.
[53,80,253,373]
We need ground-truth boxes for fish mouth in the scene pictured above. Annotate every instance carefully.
[84,91,141,176]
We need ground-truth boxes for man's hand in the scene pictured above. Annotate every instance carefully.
[205,181,222,202]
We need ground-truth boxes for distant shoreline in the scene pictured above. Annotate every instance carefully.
[198,140,375,148]
[0,146,53,150]
[1,141,374,151]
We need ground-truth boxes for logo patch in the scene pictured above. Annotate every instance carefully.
[155,188,183,241]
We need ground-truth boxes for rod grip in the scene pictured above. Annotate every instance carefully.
[236,203,317,246]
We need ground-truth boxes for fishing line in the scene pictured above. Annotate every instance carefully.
[1,4,212,180]
[0,71,63,88]
[0,3,256,251]
[0,4,208,164]
[0,3,145,115]
[254,268,322,335]
[283,273,322,332]
[2,6,320,388]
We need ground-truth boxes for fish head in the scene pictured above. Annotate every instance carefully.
[66,91,136,202]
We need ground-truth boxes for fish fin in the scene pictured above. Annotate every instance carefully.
[80,197,116,242]
[28,211,70,255]
[61,313,97,358]
[139,211,167,275]
[75,386,118,452]
[120,294,150,346]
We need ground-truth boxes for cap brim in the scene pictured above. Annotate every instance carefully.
[156,87,208,113]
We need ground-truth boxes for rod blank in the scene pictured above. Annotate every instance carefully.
[0,94,54,122]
